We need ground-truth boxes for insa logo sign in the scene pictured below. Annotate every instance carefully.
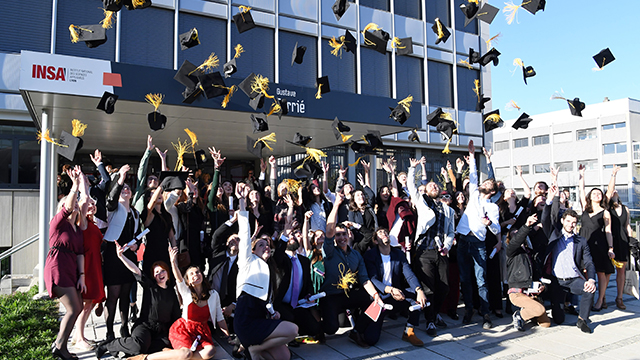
[32,64,66,81]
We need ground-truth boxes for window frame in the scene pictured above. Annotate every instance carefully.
[0,133,39,189]
[576,128,597,141]
[533,163,550,174]
[532,134,549,146]
[494,140,509,151]
[513,137,529,148]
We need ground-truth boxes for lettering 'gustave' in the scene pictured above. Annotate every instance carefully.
[32,64,66,81]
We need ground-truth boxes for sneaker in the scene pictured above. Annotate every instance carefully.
[576,318,592,334]
[426,322,437,337]
[512,310,525,331]
[482,314,493,330]
[402,328,424,346]
[462,310,473,325]
[94,340,110,359]
[348,330,370,348]
[435,314,447,328]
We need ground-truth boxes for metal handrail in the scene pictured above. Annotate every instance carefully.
[0,234,39,261]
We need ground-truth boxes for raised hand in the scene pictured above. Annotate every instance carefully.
[578,163,585,177]
[90,149,102,166]
[526,213,538,227]
[482,147,492,161]
[361,160,370,173]
[440,167,447,178]
[118,164,130,178]
[420,156,426,166]
[516,165,522,176]
[147,135,155,152]
[612,165,621,176]
[387,156,396,173]
[155,148,168,161]
[456,158,464,172]
[321,161,330,174]
[446,160,452,171]
[338,164,347,179]
[468,139,475,155]
[409,158,420,168]
[269,155,276,168]
[304,210,313,221]
[260,158,267,173]
[235,182,249,199]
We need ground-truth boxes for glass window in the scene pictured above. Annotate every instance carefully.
[178,13,226,73]
[602,122,626,130]
[576,128,597,141]
[279,31,316,88]
[231,25,275,81]
[322,38,356,93]
[578,159,598,171]
[56,0,116,61]
[0,138,11,185]
[514,165,529,175]
[361,0,389,11]
[426,0,451,27]
[396,55,424,104]
[0,125,38,188]
[120,7,174,68]
[513,138,528,148]
[427,61,453,108]
[603,164,628,169]
[361,48,391,98]
[1,0,51,54]
[395,0,421,19]
[634,143,640,161]
[554,131,572,143]
[495,167,510,180]
[534,164,550,174]
[456,67,480,112]
[18,140,39,185]
[555,161,573,172]
[532,135,549,146]
[602,124,614,130]
[617,143,627,153]
[494,140,509,151]
[604,142,627,154]
[453,0,477,34]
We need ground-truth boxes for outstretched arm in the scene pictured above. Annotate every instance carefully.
[516,165,531,199]
[169,245,184,284]
[578,164,587,210]
[605,165,620,201]
[116,241,142,276]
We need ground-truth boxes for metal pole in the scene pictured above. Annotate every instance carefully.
[38,110,51,293]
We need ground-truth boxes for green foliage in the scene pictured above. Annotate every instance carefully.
[0,286,58,360]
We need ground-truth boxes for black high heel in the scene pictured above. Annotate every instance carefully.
[51,346,79,360]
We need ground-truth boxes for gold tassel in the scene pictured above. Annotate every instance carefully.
[132,0,146,8]
[612,258,624,269]
[71,119,87,137]
[172,138,192,171]
[468,0,479,4]
[440,111,453,121]
[184,128,198,147]
[513,58,524,68]
[435,19,445,40]
[503,1,527,25]
[473,79,481,100]
[238,5,252,22]
[329,36,345,58]
[442,138,453,154]
[254,132,277,151]
[191,53,219,75]
[341,133,353,143]
[145,93,164,111]
[251,75,275,99]
[234,44,244,58]
[349,156,362,167]
[458,59,473,69]
[266,100,281,117]
[282,178,301,194]
[398,95,413,114]
[484,114,501,123]
[333,263,358,297]
[37,129,68,147]
[505,100,521,111]
[315,84,323,99]
[69,25,93,43]
[362,23,381,46]
[304,147,327,164]
[100,8,116,29]
[550,90,566,101]
[392,37,406,49]
[221,85,237,108]
[485,32,502,49]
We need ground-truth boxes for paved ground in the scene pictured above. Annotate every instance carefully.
[66,274,640,360]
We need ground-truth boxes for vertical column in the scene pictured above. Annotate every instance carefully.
[174,0,180,70]
[50,0,58,54]
[355,0,362,94]
[38,110,52,293]
[115,4,122,62]
[390,0,396,100]
[274,0,280,83]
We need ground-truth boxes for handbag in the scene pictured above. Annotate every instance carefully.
[624,253,640,299]
[177,237,191,269]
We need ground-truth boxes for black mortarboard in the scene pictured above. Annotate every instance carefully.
[291,158,323,180]
[97,91,118,114]
[223,58,237,78]
[395,37,412,56]
[195,149,208,168]
[123,0,151,10]
[174,60,200,89]
[179,28,200,50]
[332,117,351,141]
[344,30,357,53]
[432,19,451,45]
[593,48,615,69]
[523,65,536,85]
[332,0,350,21]
[287,132,313,147]
[469,48,481,64]
[427,107,444,125]
[103,0,123,11]
[479,48,500,67]
[476,3,499,24]
[251,114,269,133]
[476,95,491,111]
[512,113,533,130]
[159,171,188,191]
[233,8,256,34]
[483,110,503,132]
[408,128,420,143]
[459,2,479,27]
[248,93,265,110]
[71,25,107,48]
[182,86,202,104]
[57,131,81,162]
[389,104,410,125]
[316,76,330,95]
[522,0,545,14]
[246,136,265,158]
[567,98,585,117]
[351,131,383,154]
[198,72,228,99]
[364,30,387,54]
[427,109,456,139]
[238,73,260,99]
[291,42,306,66]
[274,98,288,119]
[148,111,166,131]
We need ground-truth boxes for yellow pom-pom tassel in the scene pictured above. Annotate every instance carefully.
[71,119,88,137]
[329,36,345,58]
[37,129,68,147]
[101,8,116,29]
[315,84,323,99]
[221,85,237,108]
[503,1,523,25]
[434,19,445,40]
[234,44,244,59]
[254,132,277,151]
[265,100,281,117]
[398,95,413,114]
[69,25,80,43]
[442,138,453,154]
[349,156,363,167]
[484,114,501,124]
[473,79,481,99]
[184,128,198,147]
[341,133,353,143]
[305,147,327,164]
[145,93,164,111]
[191,53,219,75]
[485,33,502,49]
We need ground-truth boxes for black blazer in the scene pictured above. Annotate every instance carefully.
[542,195,596,281]
[273,236,312,306]
[363,246,421,294]
[207,220,239,305]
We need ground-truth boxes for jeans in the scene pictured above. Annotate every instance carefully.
[458,233,490,316]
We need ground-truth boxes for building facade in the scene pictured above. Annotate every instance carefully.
[0,0,494,277]
[491,97,640,211]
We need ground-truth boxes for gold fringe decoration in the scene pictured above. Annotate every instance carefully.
[443,138,453,154]
[505,100,521,111]
[341,133,353,143]
[145,93,164,111]
[440,111,453,121]
[254,132,277,151]
[435,19,445,40]
[315,84,323,99]
[69,25,93,43]
[484,114,501,124]
[132,0,146,8]
[251,75,275,99]
[392,36,406,49]
[190,53,219,75]
[458,59,473,69]
[511,58,525,76]
[101,8,116,29]
[266,100,281,117]
[397,95,413,114]
[221,85,237,108]
[550,90,566,101]
[473,79,481,100]
[468,0,479,4]
[334,263,358,297]
[485,33,502,49]
[281,178,301,194]
[37,129,68,147]
[362,23,381,46]
[238,5,252,22]
[234,44,244,59]
[172,138,192,171]
[592,56,607,72]
[612,258,624,269]
[349,156,363,167]
[503,1,529,25]
[71,119,87,137]
[329,36,345,58]
[184,128,198,147]
[304,147,327,164]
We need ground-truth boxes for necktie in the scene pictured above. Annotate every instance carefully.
[290,256,301,308]
[220,259,230,299]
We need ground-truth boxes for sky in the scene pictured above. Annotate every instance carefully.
[488,1,637,120]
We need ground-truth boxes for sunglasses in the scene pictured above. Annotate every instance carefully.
[441,194,451,199]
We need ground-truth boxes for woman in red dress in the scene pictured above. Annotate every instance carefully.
[44,166,88,360]
[71,189,106,350]
[168,246,230,359]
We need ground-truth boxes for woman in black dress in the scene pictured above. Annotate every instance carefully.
[609,190,631,310]
[578,165,614,311]
[142,186,176,280]
[176,178,207,271]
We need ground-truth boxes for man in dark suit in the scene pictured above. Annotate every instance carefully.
[542,186,596,333]
[208,214,240,329]
[273,226,323,343]
[362,228,428,346]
